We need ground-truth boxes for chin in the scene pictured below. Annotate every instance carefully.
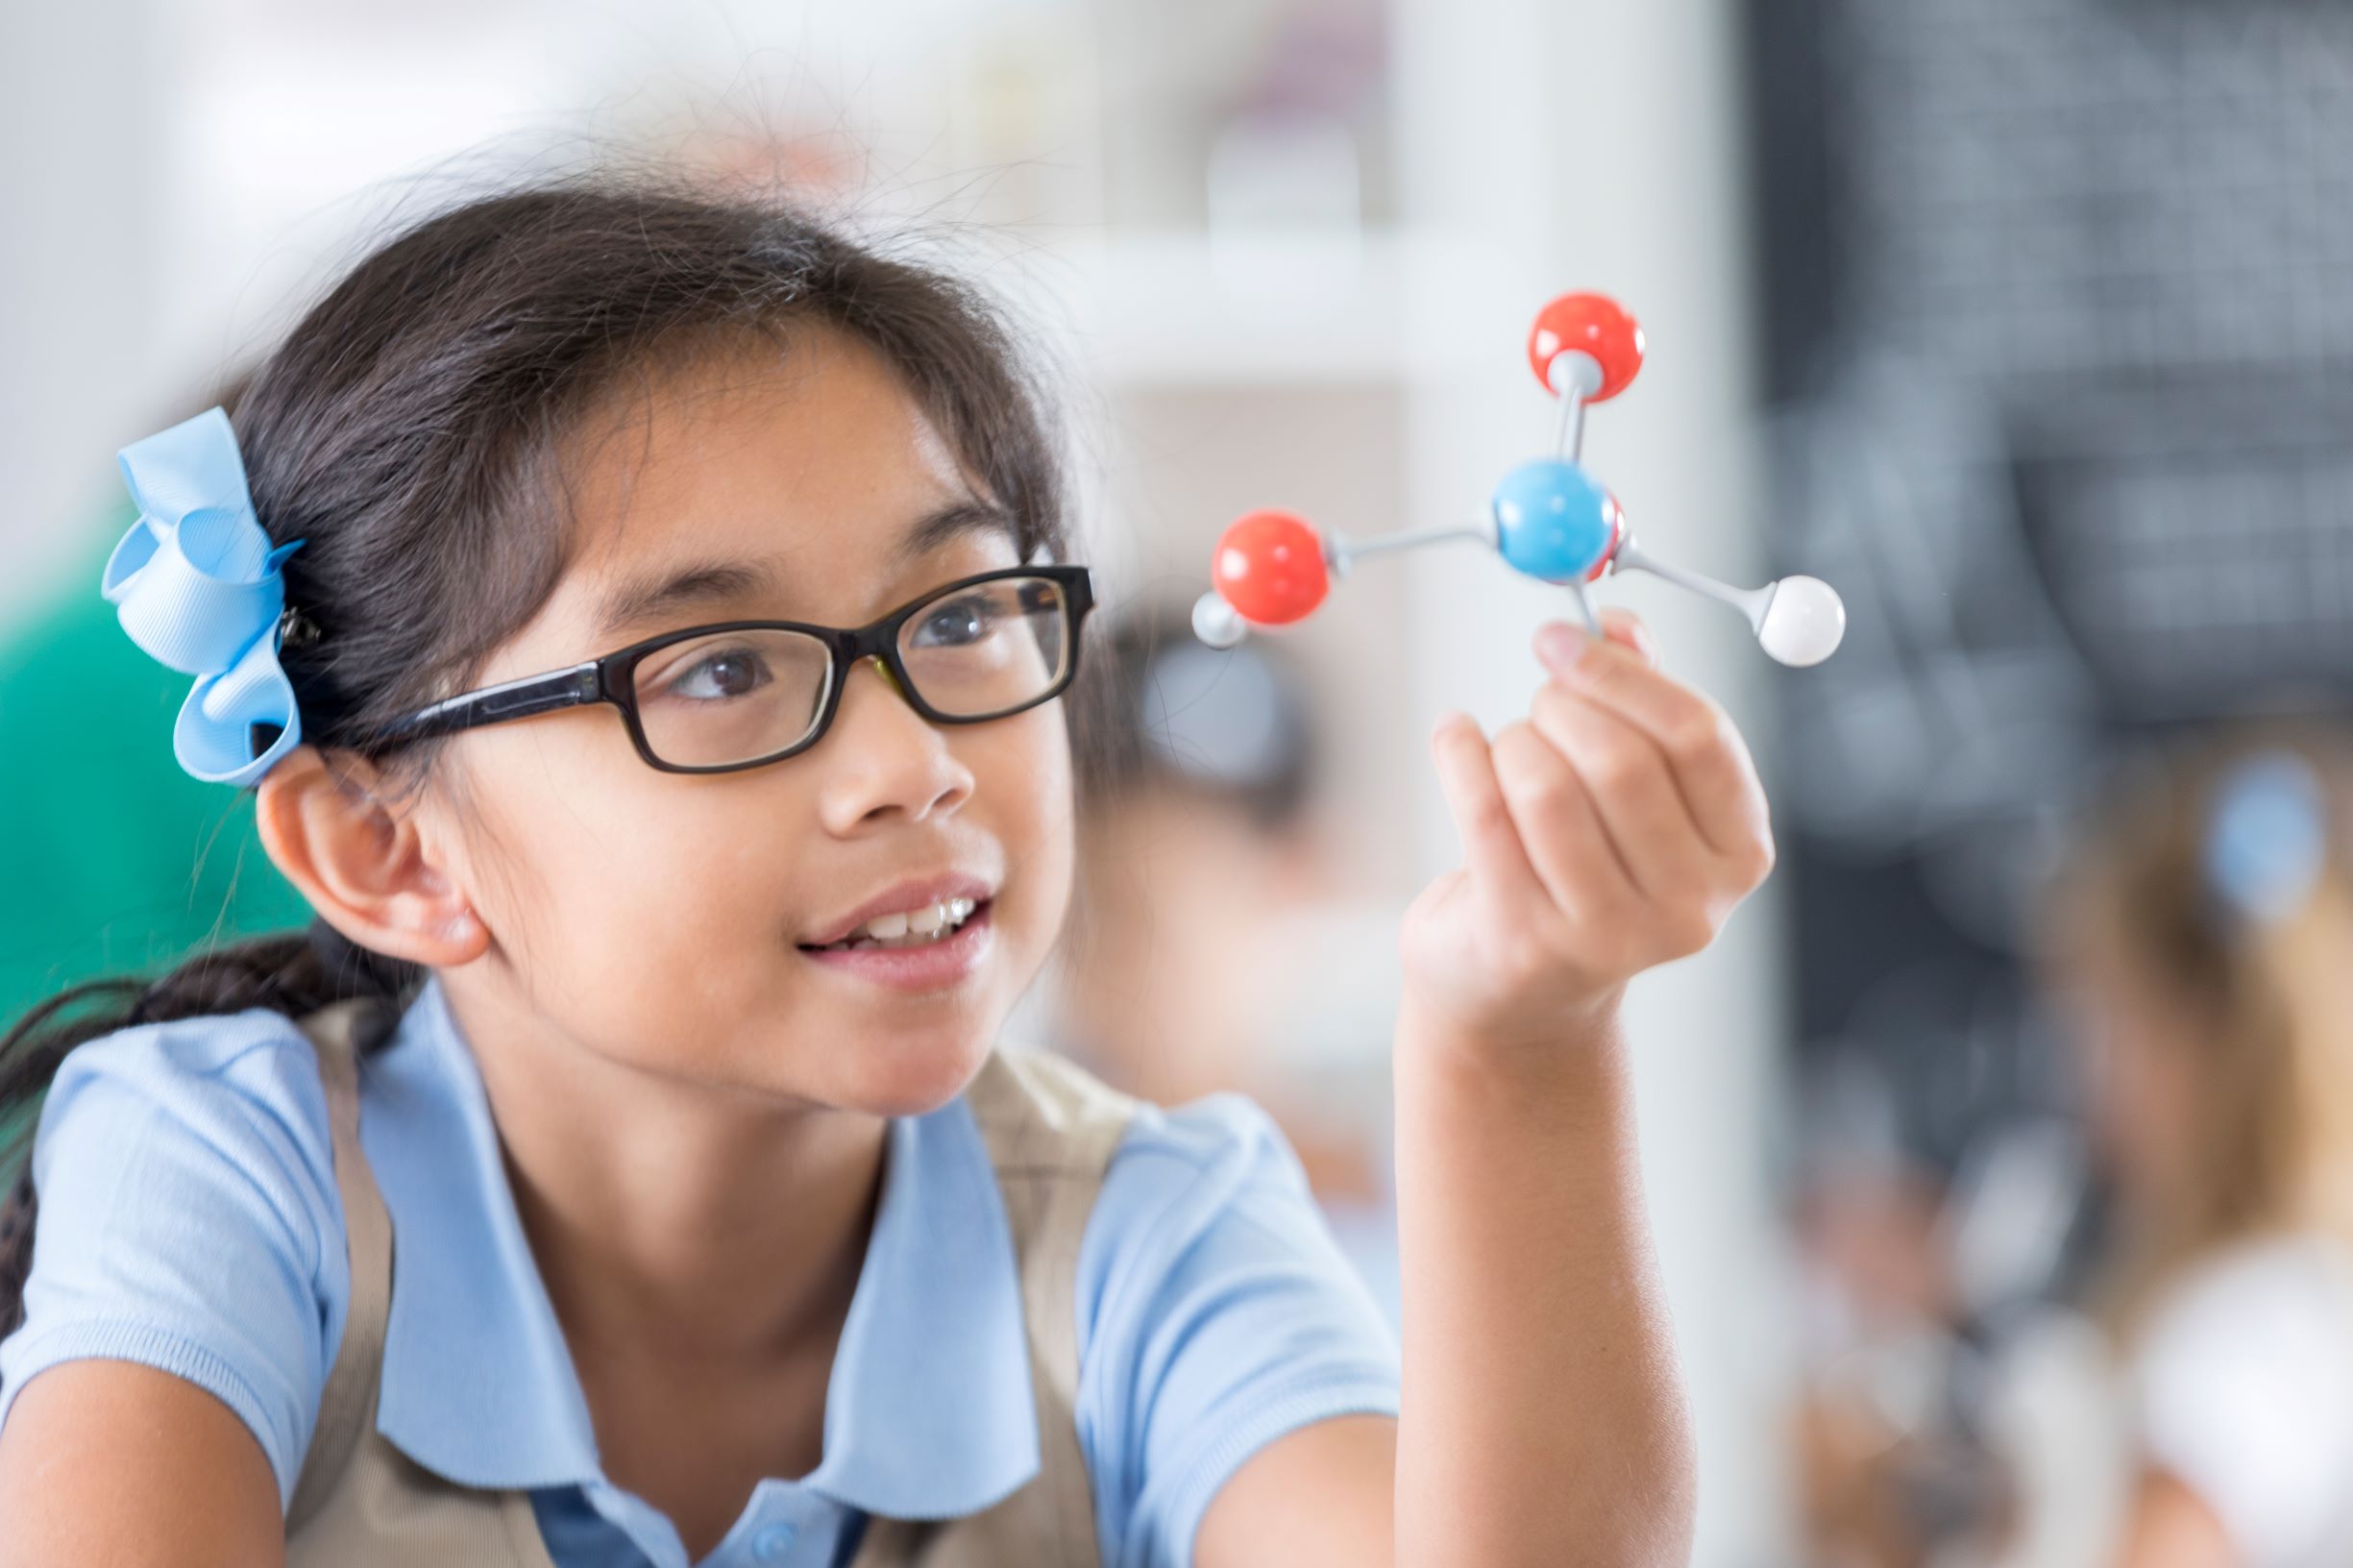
[829,1023,996,1118]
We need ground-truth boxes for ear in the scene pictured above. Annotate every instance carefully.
[254,746,487,968]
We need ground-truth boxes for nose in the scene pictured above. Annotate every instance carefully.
[813,655,974,835]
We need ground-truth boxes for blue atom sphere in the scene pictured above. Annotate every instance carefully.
[1490,459,1615,583]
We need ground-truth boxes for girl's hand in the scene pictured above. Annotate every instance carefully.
[1399,609,1775,1057]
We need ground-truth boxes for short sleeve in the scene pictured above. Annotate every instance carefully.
[1074,1091,1401,1568]
[2134,1236,2353,1567]
[0,1007,349,1511]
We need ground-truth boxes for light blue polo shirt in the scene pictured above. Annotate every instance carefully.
[0,974,1400,1568]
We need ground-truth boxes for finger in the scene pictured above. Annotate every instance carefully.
[1428,711,1549,912]
[1533,622,1770,863]
[1487,718,1640,921]
[1537,610,1657,672]
[1601,606,1660,667]
[1529,682,1713,907]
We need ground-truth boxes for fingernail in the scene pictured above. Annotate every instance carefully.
[1612,617,1659,668]
[1431,709,1473,743]
[1536,622,1590,672]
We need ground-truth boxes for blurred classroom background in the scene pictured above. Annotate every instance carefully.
[9,1,2353,1563]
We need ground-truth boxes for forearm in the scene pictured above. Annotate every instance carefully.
[1389,999,1695,1568]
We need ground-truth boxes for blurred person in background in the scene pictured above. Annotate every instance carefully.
[2035,726,2353,1568]
[1055,602,1402,1325]
[1787,1116,1992,1568]
[1784,1052,2034,1568]
[1789,724,2353,1568]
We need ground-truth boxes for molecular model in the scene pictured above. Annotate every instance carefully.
[1191,292,1847,668]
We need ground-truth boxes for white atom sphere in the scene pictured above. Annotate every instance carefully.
[1191,591,1248,649]
[1757,576,1846,667]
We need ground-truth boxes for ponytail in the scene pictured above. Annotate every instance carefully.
[0,919,419,1338]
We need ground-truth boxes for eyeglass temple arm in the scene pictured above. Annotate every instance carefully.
[369,662,605,747]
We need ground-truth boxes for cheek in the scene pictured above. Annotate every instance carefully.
[977,706,1077,950]
[448,716,794,1006]
[442,697,1079,1107]
[2080,1005,2204,1190]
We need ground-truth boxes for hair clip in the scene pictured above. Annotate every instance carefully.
[2203,750,2328,930]
[279,602,324,649]
[98,406,307,787]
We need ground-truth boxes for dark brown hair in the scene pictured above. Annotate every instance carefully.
[0,164,1076,1334]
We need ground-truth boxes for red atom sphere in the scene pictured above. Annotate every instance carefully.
[1586,496,1626,582]
[1527,293,1646,403]
[1212,509,1330,625]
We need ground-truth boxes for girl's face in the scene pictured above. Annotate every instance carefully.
[420,328,1075,1116]
[2058,942,2205,1212]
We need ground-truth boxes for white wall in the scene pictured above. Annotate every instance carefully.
[0,0,166,623]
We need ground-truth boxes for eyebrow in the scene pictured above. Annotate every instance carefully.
[593,500,1021,641]
[888,499,1019,573]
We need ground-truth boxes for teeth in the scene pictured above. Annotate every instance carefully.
[820,896,982,952]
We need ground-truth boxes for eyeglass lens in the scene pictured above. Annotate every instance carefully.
[628,575,1073,768]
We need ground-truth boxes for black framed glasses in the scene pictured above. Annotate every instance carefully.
[368,564,1095,774]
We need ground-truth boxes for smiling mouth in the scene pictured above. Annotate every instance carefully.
[798,895,990,953]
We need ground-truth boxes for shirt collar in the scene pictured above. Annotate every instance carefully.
[360,973,1041,1518]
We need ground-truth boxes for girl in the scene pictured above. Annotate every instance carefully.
[0,169,1774,1568]
[2043,730,2353,1568]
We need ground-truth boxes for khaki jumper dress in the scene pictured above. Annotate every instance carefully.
[281,995,1134,1568]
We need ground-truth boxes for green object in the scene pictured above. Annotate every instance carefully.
[0,504,311,1033]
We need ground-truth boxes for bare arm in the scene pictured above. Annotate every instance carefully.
[1388,1005,1689,1566]
[1198,611,1770,1566]
[1196,1415,1397,1567]
[0,1361,284,1568]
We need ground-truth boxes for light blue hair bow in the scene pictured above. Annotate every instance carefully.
[2204,750,2328,928]
[100,406,306,788]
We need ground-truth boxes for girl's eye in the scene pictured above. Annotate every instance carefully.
[912,597,995,649]
[663,648,773,702]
